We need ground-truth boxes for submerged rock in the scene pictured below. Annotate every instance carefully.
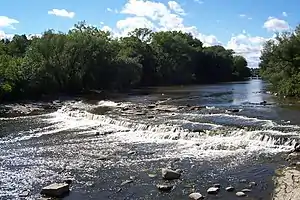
[40,183,70,197]
[156,184,174,191]
[189,192,204,200]
[214,183,221,188]
[161,168,181,180]
[241,188,251,192]
[207,187,219,194]
[249,181,257,187]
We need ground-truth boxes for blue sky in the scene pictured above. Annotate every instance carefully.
[0,0,299,68]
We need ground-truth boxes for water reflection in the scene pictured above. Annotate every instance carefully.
[232,80,263,105]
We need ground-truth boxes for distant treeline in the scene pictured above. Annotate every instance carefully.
[260,25,300,97]
[0,21,251,101]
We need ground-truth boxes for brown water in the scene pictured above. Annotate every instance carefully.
[1,79,300,200]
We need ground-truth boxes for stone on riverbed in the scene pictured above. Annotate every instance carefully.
[241,188,251,192]
[40,183,70,197]
[189,192,204,199]
[161,168,181,180]
[207,187,219,194]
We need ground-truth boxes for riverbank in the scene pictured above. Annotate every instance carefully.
[273,149,300,200]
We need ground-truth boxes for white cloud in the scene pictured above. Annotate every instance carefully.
[0,16,19,29]
[263,16,289,32]
[101,26,112,32]
[107,8,113,12]
[282,12,287,17]
[239,14,246,18]
[239,14,252,20]
[168,1,185,15]
[194,0,204,4]
[226,32,271,68]
[0,30,14,40]
[48,9,75,18]
[117,0,220,46]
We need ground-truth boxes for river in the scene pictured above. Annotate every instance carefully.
[1,79,300,200]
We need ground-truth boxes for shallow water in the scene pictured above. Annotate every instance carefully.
[1,79,300,199]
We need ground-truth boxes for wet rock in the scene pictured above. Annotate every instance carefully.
[260,100,267,105]
[294,142,300,152]
[147,104,156,109]
[214,183,221,188]
[148,115,155,119]
[249,181,257,187]
[161,168,181,180]
[95,132,100,136]
[236,191,246,197]
[226,109,240,113]
[225,186,235,192]
[156,184,174,191]
[178,106,186,110]
[63,176,73,185]
[127,151,136,155]
[121,179,133,186]
[40,183,70,198]
[189,192,204,200]
[19,190,30,197]
[148,173,157,178]
[122,107,130,111]
[241,188,251,192]
[287,152,300,161]
[207,187,219,194]
[190,106,204,111]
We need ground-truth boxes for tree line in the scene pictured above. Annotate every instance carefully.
[0,21,251,101]
[260,25,300,97]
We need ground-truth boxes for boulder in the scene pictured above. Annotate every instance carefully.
[161,168,181,180]
[189,192,204,200]
[40,183,70,198]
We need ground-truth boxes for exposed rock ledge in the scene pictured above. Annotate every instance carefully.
[273,167,300,200]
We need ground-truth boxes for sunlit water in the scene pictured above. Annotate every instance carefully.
[1,79,300,200]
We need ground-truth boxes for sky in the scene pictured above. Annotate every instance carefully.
[0,0,299,68]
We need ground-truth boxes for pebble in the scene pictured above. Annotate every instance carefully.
[249,181,257,187]
[189,192,204,200]
[148,173,157,178]
[236,191,246,197]
[156,184,174,191]
[214,183,221,188]
[127,151,136,155]
[207,187,219,194]
[225,186,235,192]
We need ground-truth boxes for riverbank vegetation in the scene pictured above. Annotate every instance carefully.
[260,25,300,97]
[0,22,251,101]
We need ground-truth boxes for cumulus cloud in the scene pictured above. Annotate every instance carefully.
[168,1,185,15]
[48,9,75,18]
[0,16,19,29]
[0,30,14,40]
[226,31,271,68]
[263,17,289,32]
[239,14,252,20]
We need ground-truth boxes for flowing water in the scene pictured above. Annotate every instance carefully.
[1,79,300,200]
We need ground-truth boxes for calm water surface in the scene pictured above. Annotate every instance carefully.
[1,79,300,200]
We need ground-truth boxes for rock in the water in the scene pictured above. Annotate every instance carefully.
[148,104,156,109]
[226,186,235,192]
[148,173,157,178]
[161,168,181,180]
[241,188,251,192]
[40,183,70,197]
[226,109,240,113]
[121,179,133,186]
[249,181,257,187]
[95,132,100,136]
[239,179,247,183]
[156,184,174,191]
[214,183,221,188]
[189,192,204,200]
[127,151,136,155]
[207,187,219,194]
[294,142,300,152]
[236,191,246,197]
[19,190,30,197]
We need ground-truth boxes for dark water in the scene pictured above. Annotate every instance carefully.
[1,79,300,200]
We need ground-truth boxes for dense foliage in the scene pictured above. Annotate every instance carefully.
[0,22,251,101]
[260,25,300,97]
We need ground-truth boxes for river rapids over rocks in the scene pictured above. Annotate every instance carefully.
[1,80,300,199]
